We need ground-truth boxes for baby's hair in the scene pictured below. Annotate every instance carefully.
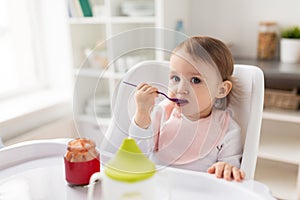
[173,36,242,108]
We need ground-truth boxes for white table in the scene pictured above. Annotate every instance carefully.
[0,139,275,200]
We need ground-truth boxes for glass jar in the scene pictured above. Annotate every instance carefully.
[257,21,278,60]
[64,138,100,186]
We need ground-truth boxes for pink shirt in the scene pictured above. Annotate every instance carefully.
[129,101,242,172]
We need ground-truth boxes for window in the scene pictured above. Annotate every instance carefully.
[0,0,73,142]
[0,0,45,99]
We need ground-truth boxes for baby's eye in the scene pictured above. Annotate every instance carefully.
[191,77,201,84]
[171,75,180,82]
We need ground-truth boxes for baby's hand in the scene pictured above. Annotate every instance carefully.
[134,83,158,128]
[135,83,158,111]
[207,162,245,182]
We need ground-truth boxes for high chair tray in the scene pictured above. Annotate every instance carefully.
[166,167,275,200]
[0,139,275,200]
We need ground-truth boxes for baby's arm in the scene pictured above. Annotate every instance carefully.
[134,83,158,128]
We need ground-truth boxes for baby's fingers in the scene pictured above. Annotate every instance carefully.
[137,83,148,90]
[232,167,246,182]
[137,83,157,94]
[145,86,158,95]
[223,164,233,181]
[232,167,241,182]
[208,162,226,178]
[207,165,216,174]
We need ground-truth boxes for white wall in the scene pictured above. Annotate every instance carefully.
[164,0,191,33]
[189,0,300,58]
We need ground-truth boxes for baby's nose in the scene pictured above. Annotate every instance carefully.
[177,81,189,95]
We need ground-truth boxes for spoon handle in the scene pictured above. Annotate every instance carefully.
[123,81,170,100]
[122,81,186,104]
[123,81,138,88]
[123,81,165,96]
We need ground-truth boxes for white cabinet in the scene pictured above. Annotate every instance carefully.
[255,109,300,200]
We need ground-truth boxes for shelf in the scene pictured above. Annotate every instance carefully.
[110,16,156,24]
[255,158,299,200]
[263,108,300,123]
[74,68,124,79]
[258,136,300,164]
[77,114,111,126]
[69,16,156,25]
[235,58,300,80]
[69,17,107,24]
[259,117,300,164]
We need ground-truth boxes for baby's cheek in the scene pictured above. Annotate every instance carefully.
[168,85,177,96]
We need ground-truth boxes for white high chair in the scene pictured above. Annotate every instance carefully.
[102,60,264,179]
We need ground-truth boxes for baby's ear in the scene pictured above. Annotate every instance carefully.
[216,80,232,98]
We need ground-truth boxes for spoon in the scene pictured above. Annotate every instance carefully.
[122,81,188,105]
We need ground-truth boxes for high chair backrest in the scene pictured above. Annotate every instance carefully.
[230,64,264,179]
[102,60,264,179]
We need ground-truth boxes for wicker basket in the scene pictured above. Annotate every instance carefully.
[264,88,300,110]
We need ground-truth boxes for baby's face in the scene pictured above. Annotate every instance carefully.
[169,51,222,120]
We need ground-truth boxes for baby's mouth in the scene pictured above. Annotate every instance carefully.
[176,99,188,106]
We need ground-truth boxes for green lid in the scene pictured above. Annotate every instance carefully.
[104,138,156,183]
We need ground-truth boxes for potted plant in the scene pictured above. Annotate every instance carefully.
[280,26,300,63]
